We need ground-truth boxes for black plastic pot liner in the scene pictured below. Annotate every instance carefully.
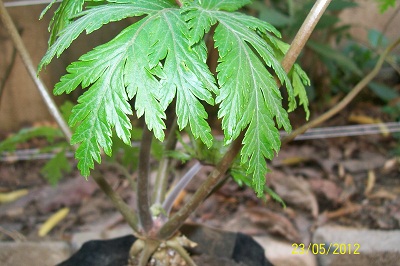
[57,224,272,266]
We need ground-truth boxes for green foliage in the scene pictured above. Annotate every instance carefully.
[108,127,141,164]
[368,29,389,49]
[0,126,72,185]
[231,167,285,206]
[250,0,361,101]
[40,0,85,46]
[374,0,396,13]
[369,82,400,121]
[368,82,400,102]
[41,148,72,185]
[39,0,310,197]
[0,127,64,152]
[251,0,357,35]
[307,40,363,77]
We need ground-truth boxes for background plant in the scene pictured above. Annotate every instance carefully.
[250,0,399,108]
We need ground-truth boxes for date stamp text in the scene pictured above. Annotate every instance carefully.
[291,243,360,255]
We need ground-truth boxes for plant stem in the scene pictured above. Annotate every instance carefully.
[157,0,333,240]
[282,38,400,145]
[152,117,178,205]
[281,0,333,73]
[92,170,139,234]
[157,132,244,239]
[175,0,182,7]
[162,161,202,217]
[137,239,159,266]
[137,125,154,234]
[0,0,72,142]
[102,161,136,192]
[166,237,197,266]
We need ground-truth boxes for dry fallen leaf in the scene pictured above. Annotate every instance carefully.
[367,189,398,200]
[0,189,29,203]
[364,170,376,196]
[308,178,342,204]
[341,152,387,173]
[38,207,69,237]
[382,157,400,173]
[339,174,357,202]
[321,204,362,219]
[274,156,312,166]
[348,114,380,124]
[240,206,301,242]
[269,171,319,218]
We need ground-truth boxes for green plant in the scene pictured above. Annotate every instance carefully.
[39,0,311,193]
[252,0,400,114]
[0,125,70,185]
[375,0,396,13]
[2,0,334,265]
[250,0,362,102]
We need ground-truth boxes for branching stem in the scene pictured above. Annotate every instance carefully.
[92,170,139,234]
[162,161,202,217]
[152,117,178,205]
[175,0,182,7]
[157,132,244,239]
[137,239,159,266]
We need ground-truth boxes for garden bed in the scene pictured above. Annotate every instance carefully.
[1,123,398,245]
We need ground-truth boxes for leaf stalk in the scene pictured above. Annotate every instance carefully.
[92,170,139,234]
[157,132,244,239]
[152,117,178,205]
[137,125,154,234]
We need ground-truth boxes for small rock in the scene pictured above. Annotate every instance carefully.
[313,225,400,266]
[0,241,71,266]
[254,235,317,266]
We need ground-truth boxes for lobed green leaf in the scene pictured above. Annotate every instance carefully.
[185,6,295,196]
[48,2,218,176]
[41,149,72,185]
[291,64,310,119]
[38,0,173,72]
[40,0,85,46]
[191,0,252,11]
[149,9,217,147]
[41,0,310,195]
[0,127,64,152]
